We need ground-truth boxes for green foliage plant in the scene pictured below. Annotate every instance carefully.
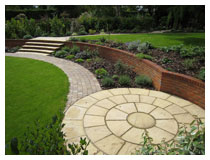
[95,68,108,78]
[112,75,119,80]
[114,60,132,75]
[88,29,96,34]
[70,45,80,55]
[69,37,79,41]
[65,55,75,60]
[182,58,196,69]
[136,53,153,60]
[53,50,68,58]
[135,118,205,155]
[197,67,205,81]
[135,75,152,86]
[118,75,131,86]
[75,59,84,63]
[101,77,115,87]
[23,34,32,39]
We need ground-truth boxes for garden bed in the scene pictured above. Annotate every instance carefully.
[74,38,205,81]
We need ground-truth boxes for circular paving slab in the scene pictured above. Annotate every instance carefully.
[62,88,205,155]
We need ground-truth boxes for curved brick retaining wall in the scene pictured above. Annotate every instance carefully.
[6,40,205,109]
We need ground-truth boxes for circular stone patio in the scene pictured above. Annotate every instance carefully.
[62,88,205,155]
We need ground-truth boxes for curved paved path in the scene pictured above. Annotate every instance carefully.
[62,88,205,155]
[6,52,101,112]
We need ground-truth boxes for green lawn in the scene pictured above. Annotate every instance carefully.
[5,57,69,153]
[78,33,205,47]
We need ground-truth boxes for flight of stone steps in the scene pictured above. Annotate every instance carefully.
[17,40,65,54]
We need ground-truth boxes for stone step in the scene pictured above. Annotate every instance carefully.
[25,41,64,47]
[18,48,54,54]
[22,45,59,50]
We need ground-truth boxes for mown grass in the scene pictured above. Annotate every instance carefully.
[5,57,69,153]
[77,33,205,48]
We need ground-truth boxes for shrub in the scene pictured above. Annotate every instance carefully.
[99,37,107,43]
[112,75,119,80]
[137,42,153,53]
[9,113,90,155]
[69,37,79,41]
[114,60,132,75]
[86,59,92,62]
[118,75,131,86]
[198,67,205,81]
[7,46,20,53]
[23,34,32,39]
[53,50,68,58]
[135,75,152,86]
[65,55,75,60]
[65,31,72,36]
[161,58,173,64]
[75,59,84,63]
[182,58,196,69]
[49,16,64,36]
[95,68,108,78]
[88,29,96,34]
[93,57,103,63]
[69,45,80,55]
[95,41,104,45]
[78,30,87,35]
[75,51,91,59]
[125,40,141,51]
[62,46,71,53]
[72,32,78,36]
[135,118,205,155]
[102,77,115,87]
[136,53,153,60]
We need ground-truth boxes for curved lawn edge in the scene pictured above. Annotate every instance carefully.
[5,40,205,108]
[5,56,69,153]
[63,41,205,109]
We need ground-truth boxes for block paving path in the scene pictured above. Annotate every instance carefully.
[6,52,101,111]
[62,88,205,155]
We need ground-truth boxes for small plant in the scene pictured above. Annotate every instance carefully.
[167,67,175,72]
[7,46,20,53]
[62,46,71,53]
[88,29,96,34]
[86,59,92,62]
[65,31,72,36]
[9,113,90,155]
[182,58,196,69]
[112,75,119,80]
[65,55,75,60]
[70,45,80,55]
[53,50,68,58]
[198,67,205,81]
[118,75,131,86]
[136,53,153,60]
[78,30,87,35]
[137,42,152,53]
[93,57,103,63]
[135,118,205,155]
[72,32,78,36]
[75,58,84,63]
[161,58,173,64]
[102,77,115,87]
[95,41,104,45]
[69,37,79,41]
[99,37,107,43]
[135,75,152,86]
[125,40,141,51]
[23,34,32,39]
[95,68,108,78]
[114,60,132,75]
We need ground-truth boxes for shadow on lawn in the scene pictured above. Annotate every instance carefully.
[172,37,205,47]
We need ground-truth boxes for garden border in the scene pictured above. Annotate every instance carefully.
[5,40,205,109]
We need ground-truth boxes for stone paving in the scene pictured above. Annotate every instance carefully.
[62,88,205,155]
[6,52,101,111]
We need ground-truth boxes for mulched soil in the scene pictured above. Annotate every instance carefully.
[86,40,204,79]
[79,58,154,90]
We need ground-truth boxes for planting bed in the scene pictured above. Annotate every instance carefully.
[75,39,205,81]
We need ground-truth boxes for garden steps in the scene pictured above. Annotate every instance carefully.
[22,45,60,50]
[18,48,54,54]
[18,40,65,54]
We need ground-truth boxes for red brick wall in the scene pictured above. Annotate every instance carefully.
[6,40,205,109]
[5,39,27,48]
[65,42,205,109]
